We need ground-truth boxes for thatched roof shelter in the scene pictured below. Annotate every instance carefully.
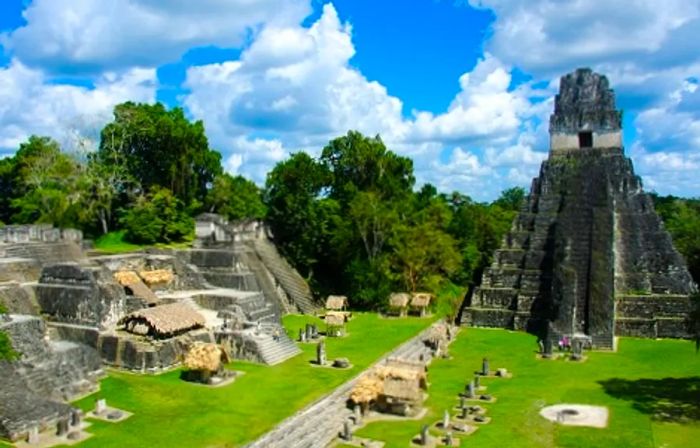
[350,374,383,404]
[425,322,449,345]
[114,271,159,305]
[139,269,173,288]
[120,302,205,338]
[410,292,433,308]
[389,293,410,308]
[376,360,427,389]
[325,311,346,327]
[382,378,422,402]
[183,343,230,373]
[325,295,348,310]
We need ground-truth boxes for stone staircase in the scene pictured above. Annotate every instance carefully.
[3,241,83,264]
[250,239,317,314]
[246,323,447,448]
[256,325,302,365]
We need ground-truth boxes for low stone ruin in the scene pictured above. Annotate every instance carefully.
[0,216,317,442]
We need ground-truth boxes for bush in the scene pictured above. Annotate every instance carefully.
[121,188,194,245]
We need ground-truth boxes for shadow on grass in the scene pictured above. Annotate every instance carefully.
[599,377,700,422]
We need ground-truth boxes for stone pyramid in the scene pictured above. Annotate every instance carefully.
[460,68,697,348]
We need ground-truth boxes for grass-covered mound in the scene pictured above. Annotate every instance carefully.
[352,328,700,448]
[67,313,433,447]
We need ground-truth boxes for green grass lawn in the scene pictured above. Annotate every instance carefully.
[66,313,432,447]
[92,230,193,254]
[354,328,700,448]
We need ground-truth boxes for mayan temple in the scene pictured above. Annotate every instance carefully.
[461,68,698,349]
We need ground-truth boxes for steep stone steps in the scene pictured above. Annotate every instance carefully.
[251,239,317,314]
[255,332,302,365]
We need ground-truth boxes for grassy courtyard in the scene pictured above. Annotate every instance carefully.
[64,313,431,447]
[352,328,700,448]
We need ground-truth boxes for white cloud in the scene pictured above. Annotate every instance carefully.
[184,4,548,193]
[0,59,156,151]
[469,0,700,75]
[1,0,310,74]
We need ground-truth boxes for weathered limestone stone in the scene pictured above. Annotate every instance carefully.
[442,410,450,428]
[481,358,489,376]
[27,426,39,444]
[466,380,475,398]
[461,68,698,347]
[420,424,429,445]
[317,340,326,365]
[95,399,106,415]
[341,419,352,441]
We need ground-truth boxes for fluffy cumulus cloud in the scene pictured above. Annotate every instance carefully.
[467,0,700,197]
[1,0,310,74]
[0,60,156,152]
[184,4,548,197]
[468,0,700,75]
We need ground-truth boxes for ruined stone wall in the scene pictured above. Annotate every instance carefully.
[35,263,128,329]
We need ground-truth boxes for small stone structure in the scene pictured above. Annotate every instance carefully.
[325,311,347,337]
[349,358,427,417]
[540,404,608,428]
[181,342,232,384]
[388,293,410,317]
[410,293,432,317]
[460,68,698,348]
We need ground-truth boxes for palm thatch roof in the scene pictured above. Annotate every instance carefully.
[382,378,422,401]
[410,292,433,308]
[114,271,159,305]
[120,302,205,337]
[325,311,346,327]
[138,269,173,288]
[183,343,230,372]
[425,322,449,344]
[350,374,383,404]
[389,293,410,308]
[325,295,348,310]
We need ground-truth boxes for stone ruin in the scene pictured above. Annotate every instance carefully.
[0,217,319,441]
[461,68,698,348]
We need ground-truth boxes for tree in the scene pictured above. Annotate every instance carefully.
[10,136,83,227]
[349,191,397,261]
[205,173,266,221]
[494,186,526,211]
[99,102,222,206]
[264,153,334,277]
[320,130,414,205]
[120,187,194,244]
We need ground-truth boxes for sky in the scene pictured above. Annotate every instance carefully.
[0,0,699,201]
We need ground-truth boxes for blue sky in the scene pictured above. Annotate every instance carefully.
[1,0,699,200]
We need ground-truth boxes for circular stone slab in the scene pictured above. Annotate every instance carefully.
[540,404,608,428]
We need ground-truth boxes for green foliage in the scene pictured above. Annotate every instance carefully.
[205,173,266,221]
[0,331,18,361]
[99,102,222,206]
[651,195,700,284]
[120,188,194,245]
[493,186,526,211]
[265,131,516,310]
[8,136,84,227]
[93,230,143,253]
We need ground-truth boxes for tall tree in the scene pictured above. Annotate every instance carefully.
[98,102,222,206]
[10,136,83,227]
[205,173,266,221]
